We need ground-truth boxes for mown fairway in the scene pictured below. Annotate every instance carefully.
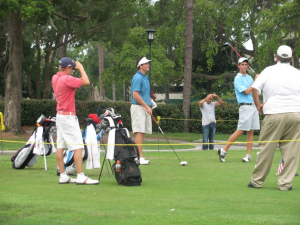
[1,149,299,225]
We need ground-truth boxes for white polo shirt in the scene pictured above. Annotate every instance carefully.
[252,62,300,114]
[200,102,216,126]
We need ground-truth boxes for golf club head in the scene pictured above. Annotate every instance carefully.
[180,161,187,166]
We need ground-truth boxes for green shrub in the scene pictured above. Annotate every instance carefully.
[0,100,263,134]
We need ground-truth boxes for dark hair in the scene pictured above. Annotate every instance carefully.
[136,57,143,69]
[278,55,292,63]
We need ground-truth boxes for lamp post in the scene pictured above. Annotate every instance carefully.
[146,29,156,92]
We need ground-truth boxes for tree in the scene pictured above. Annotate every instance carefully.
[4,10,23,134]
[98,43,105,100]
[0,0,51,134]
[182,0,193,132]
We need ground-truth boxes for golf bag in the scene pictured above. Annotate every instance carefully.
[11,115,56,169]
[97,107,142,186]
[58,118,100,175]
[113,128,142,186]
[59,144,88,175]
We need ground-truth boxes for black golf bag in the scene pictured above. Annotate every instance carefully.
[11,115,56,169]
[113,128,142,186]
[98,107,142,186]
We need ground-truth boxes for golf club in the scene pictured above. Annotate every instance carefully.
[223,42,256,74]
[151,115,187,166]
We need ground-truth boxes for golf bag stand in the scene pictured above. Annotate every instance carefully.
[98,137,114,182]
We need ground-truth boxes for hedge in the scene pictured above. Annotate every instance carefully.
[0,100,263,134]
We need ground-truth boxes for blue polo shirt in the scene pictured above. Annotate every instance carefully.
[234,73,254,104]
[131,71,151,106]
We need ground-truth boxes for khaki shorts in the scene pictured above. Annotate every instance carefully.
[56,114,84,150]
[237,105,260,131]
[131,105,152,134]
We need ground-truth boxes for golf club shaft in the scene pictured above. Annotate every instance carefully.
[227,43,256,74]
[151,116,182,163]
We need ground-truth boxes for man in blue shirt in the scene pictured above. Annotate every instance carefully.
[218,57,260,163]
[131,57,153,165]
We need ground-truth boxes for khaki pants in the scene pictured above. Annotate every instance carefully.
[251,113,300,191]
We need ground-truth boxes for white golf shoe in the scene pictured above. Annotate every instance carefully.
[217,148,227,162]
[59,174,76,184]
[76,174,99,185]
[242,154,251,163]
[140,157,150,165]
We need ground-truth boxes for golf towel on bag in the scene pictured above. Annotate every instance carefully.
[107,129,116,160]
[85,124,100,169]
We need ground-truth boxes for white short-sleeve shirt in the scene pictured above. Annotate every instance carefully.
[252,62,300,114]
[200,102,216,126]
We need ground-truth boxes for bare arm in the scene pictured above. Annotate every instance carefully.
[199,94,212,107]
[252,88,263,115]
[75,61,90,86]
[213,94,224,107]
[243,74,259,95]
[133,91,152,115]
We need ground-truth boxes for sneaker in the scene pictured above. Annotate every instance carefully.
[76,174,99,185]
[242,154,251,163]
[59,174,76,184]
[217,148,227,163]
[140,157,150,165]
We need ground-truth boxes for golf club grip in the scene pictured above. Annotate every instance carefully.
[152,116,158,124]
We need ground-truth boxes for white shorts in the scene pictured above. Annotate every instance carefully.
[237,105,260,131]
[56,114,84,150]
[131,105,152,134]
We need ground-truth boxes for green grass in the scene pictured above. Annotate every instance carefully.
[0,137,29,150]
[0,131,259,151]
[139,141,196,150]
[146,132,260,142]
[1,150,299,225]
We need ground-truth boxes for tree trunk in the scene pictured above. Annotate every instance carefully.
[42,49,52,99]
[123,82,126,101]
[112,77,116,101]
[0,29,8,98]
[182,0,193,133]
[36,38,41,99]
[165,85,169,102]
[4,11,24,134]
[26,71,34,98]
[98,43,105,100]
[57,36,65,58]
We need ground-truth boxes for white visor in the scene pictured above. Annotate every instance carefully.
[137,57,151,67]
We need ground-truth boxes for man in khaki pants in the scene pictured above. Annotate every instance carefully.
[249,45,300,191]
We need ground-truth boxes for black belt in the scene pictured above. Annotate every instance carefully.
[239,103,253,106]
[132,103,151,107]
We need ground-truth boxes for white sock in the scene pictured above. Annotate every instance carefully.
[77,173,85,176]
